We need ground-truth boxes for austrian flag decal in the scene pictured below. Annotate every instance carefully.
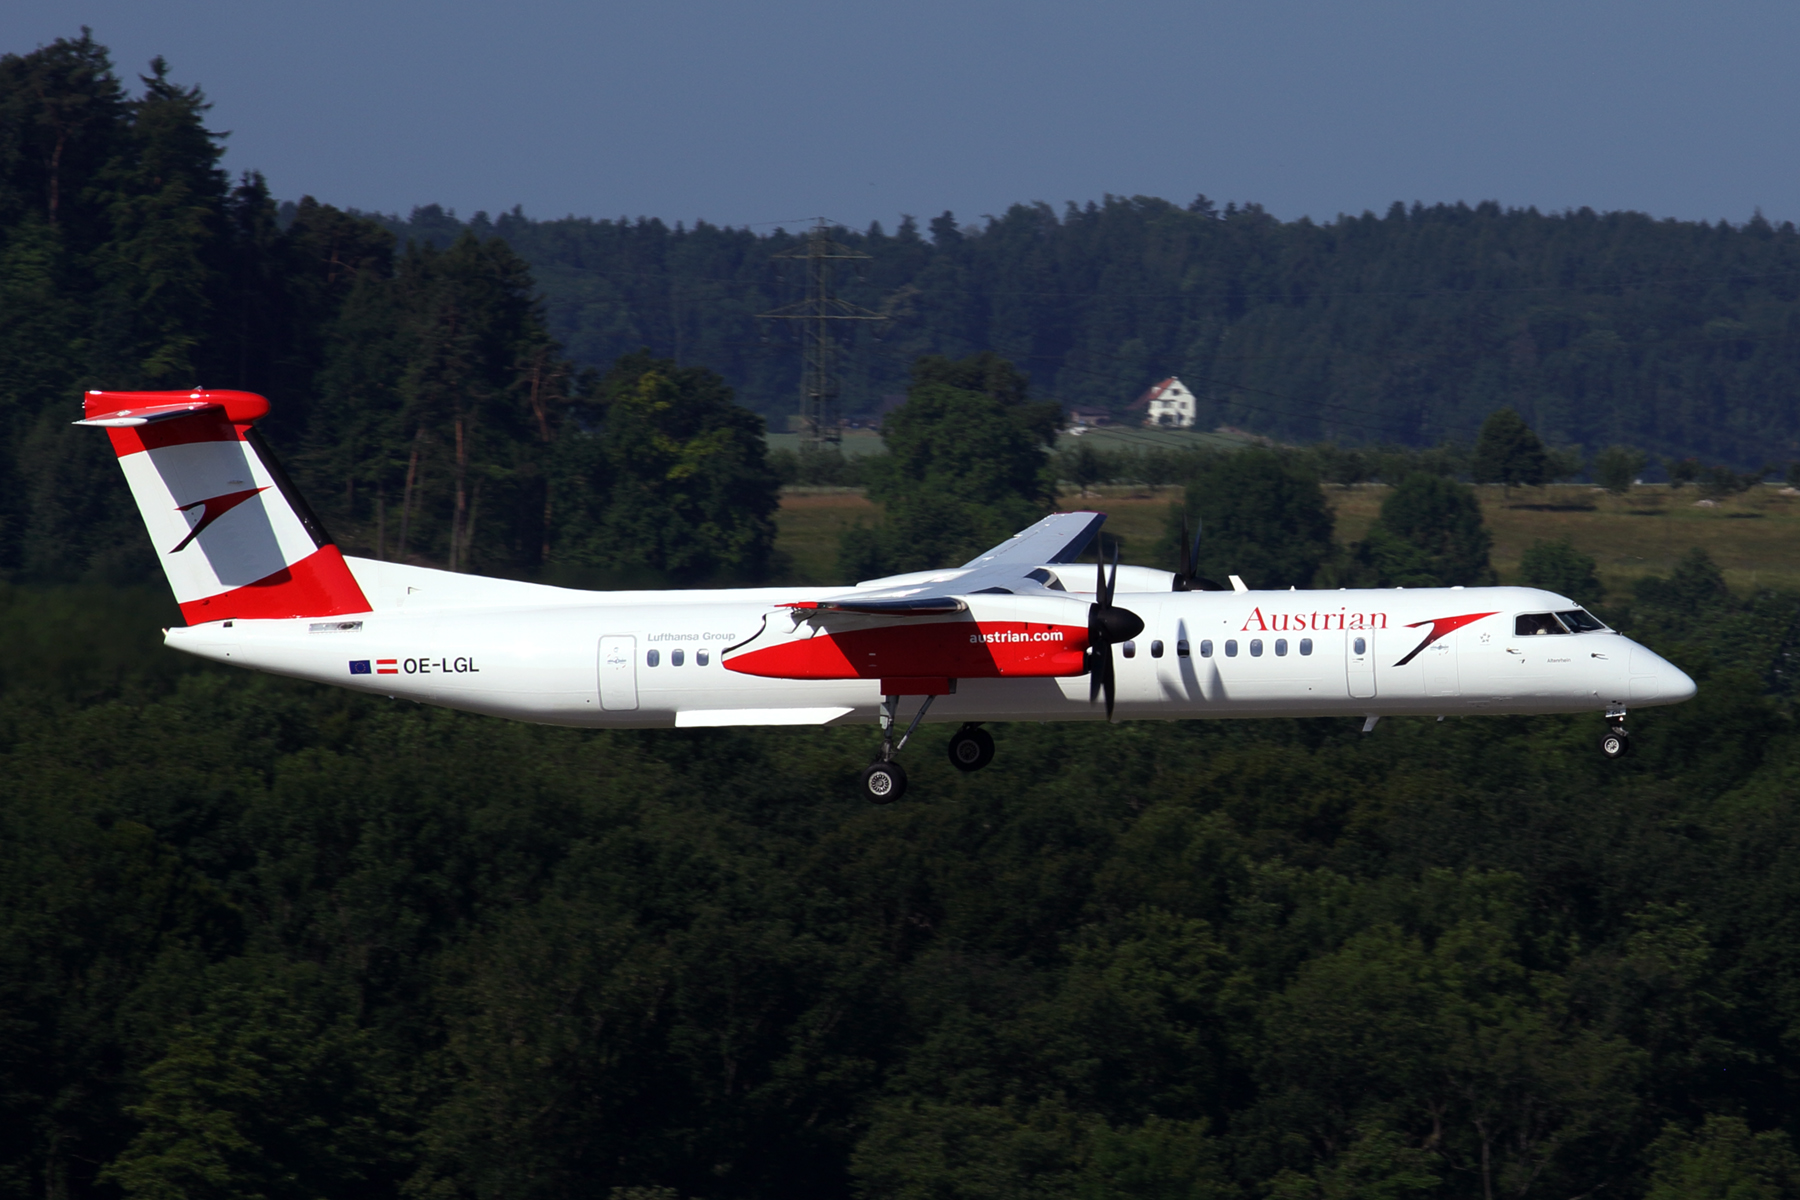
[1393,612,1497,667]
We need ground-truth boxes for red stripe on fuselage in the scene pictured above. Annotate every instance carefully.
[177,545,371,624]
[724,620,1089,680]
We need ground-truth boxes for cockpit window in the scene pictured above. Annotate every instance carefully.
[1515,612,1569,636]
[1556,609,1608,633]
[1026,568,1066,592]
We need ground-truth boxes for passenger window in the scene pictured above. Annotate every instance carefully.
[1150,640,1164,658]
[1353,637,1366,655]
[1177,639,1190,658]
[671,649,684,667]
[1557,609,1607,633]
[1275,638,1288,656]
[1225,639,1238,657]
[1200,639,1213,658]
[1515,613,1569,637]
[646,649,660,667]
[1249,639,1263,657]
[1122,640,1136,658]
[1300,638,1313,656]
[696,650,710,666]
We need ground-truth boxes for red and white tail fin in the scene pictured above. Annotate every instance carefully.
[78,389,371,625]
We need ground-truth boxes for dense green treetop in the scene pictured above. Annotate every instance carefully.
[553,351,780,585]
[1354,473,1498,588]
[1519,537,1603,603]
[872,352,1059,508]
[842,353,1057,578]
[1593,444,1649,494]
[1173,450,1335,589]
[1471,408,1551,489]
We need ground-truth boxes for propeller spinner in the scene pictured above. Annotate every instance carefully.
[1087,543,1145,719]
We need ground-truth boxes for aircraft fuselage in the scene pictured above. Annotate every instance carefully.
[163,559,1694,730]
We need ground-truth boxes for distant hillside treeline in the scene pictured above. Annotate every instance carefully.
[363,195,1800,465]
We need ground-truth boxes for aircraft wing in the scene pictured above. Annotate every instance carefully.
[786,511,1106,617]
[960,511,1105,569]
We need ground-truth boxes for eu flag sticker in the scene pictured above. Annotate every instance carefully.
[349,660,372,675]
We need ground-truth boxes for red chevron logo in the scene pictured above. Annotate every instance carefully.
[1392,610,1498,667]
[170,487,267,553]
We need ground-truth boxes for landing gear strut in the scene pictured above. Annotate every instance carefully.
[948,723,995,773]
[862,693,938,804]
[1600,709,1631,759]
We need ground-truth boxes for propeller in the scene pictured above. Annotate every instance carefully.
[1172,513,1226,592]
[1087,542,1145,719]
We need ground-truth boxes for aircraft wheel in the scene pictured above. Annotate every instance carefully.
[947,725,995,773]
[862,760,908,804]
[1600,727,1631,759]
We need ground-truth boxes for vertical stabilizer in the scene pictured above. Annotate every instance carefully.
[77,389,371,624]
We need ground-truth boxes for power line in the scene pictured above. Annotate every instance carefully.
[758,219,888,447]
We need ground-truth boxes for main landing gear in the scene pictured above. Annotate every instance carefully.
[860,700,999,803]
[862,693,937,804]
[948,724,995,773]
[1600,709,1631,759]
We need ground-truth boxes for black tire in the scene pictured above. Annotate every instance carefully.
[947,725,996,773]
[1600,728,1631,759]
[862,760,908,803]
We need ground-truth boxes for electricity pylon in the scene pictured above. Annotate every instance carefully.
[759,219,887,447]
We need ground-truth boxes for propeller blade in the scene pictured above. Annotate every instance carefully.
[1086,635,1114,715]
[1178,513,1192,579]
[1190,519,1204,579]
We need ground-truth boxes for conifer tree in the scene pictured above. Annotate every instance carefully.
[1471,408,1550,491]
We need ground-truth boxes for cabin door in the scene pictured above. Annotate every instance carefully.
[598,636,639,710]
[1346,630,1376,699]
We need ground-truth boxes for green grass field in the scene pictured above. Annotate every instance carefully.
[774,483,1800,597]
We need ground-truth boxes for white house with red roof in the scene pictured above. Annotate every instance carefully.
[1130,377,1197,428]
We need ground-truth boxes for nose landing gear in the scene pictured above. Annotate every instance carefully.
[1600,709,1631,759]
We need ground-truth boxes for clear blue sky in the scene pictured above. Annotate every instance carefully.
[10,0,1798,231]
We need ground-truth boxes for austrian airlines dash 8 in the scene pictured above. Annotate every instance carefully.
[80,389,1696,803]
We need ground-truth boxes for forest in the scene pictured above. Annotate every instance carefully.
[7,31,1800,1200]
[367,185,1800,470]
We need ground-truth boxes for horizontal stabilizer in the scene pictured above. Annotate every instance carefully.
[75,389,271,427]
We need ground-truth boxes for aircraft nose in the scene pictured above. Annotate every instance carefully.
[1628,642,1697,705]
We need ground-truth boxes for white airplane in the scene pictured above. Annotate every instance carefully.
[80,389,1697,802]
